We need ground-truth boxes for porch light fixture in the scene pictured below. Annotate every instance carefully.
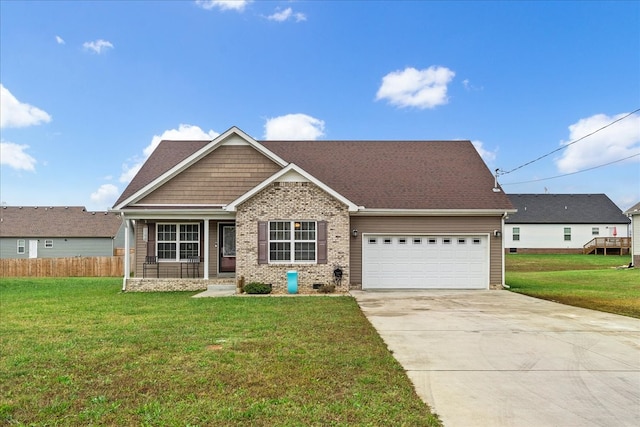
[493,230,502,238]
[352,229,358,238]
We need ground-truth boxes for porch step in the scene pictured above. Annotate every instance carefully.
[207,284,236,292]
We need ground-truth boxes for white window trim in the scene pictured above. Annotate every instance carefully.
[268,220,317,264]
[44,240,53,248]
[157,223,200,262]
[17,239,26,254]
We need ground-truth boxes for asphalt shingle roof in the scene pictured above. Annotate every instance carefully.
[624,201,640,216]
[263,140,513,210]
[505,194,630,224]
[115,137,514,211]
[0,206,123,238]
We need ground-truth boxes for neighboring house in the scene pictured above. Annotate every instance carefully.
[505,194,631,254]
[624,201,640,266]
[0,206,124,259]
[112,126,515,292]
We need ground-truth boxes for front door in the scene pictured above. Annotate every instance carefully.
[219,224,236,273]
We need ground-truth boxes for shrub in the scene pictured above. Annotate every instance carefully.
[244,282,272,294]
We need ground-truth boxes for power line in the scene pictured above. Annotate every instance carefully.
[501,152,640,185]
[499,108,640,176]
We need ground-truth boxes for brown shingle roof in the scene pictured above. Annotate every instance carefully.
[114,140,210,207]
[114,137,514,211]
[0,206,122,238]
[263,140,513,210]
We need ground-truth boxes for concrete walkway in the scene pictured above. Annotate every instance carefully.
[351,290,640,427]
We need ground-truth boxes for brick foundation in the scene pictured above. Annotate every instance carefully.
[125,277,234,292]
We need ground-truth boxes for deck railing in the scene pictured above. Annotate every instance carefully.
[583,237,631,255]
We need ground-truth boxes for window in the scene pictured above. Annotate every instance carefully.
[383,238,392,244]
[398,238,407,244]
[44,240,53,248]
[443,238,451,244]
[564,227,571,241]
[17,239,25,254]
[157,223,199,261]
[368,238,377,244]
[269,221,316,263]
[473,238,481,245]
[413,238,422,244]
[458,238,466,244]
[512,227,520,241]
[428,238,437,244]
[592,227,599,236]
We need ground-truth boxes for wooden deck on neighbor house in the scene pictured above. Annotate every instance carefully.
[583,237,631,255]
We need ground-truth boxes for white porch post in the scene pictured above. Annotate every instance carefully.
[122,217,131,291]
[203,219,210,279]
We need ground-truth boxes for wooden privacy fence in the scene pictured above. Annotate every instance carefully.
[0,256,125,278]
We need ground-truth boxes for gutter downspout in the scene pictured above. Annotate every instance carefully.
[501,211,510,289]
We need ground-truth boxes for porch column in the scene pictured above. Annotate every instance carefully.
[122,217,131,291]
[203,219,210,279]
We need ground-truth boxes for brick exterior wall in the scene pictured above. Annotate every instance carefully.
[235,181,350,294]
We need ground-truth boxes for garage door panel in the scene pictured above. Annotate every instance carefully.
[363,234,488,289]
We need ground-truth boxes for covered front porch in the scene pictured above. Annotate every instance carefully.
[119,211,238,292]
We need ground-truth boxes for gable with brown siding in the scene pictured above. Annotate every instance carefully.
[136,144,282,206]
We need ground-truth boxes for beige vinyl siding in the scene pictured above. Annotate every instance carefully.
[349,216,504,286]
[138,145,282,205]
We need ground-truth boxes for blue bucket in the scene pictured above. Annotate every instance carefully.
[287,270,298,294]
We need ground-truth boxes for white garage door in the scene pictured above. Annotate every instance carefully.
[362,235,489,289]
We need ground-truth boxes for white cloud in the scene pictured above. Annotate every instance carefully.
[462,78,483,91]
[195,0,251,11]
[0,141,37,171]
[55,35,65,44]
[472,140,497,163]
[376,66,455,109]
[555,112,640,173]
[267,7,307,22]
[264,114,325,140]
[83,39,114,54]
[90,183,119,208]
[0,84,52,128]
[119,124,219,183]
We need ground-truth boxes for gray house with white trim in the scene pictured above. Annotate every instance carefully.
[0,206,124,259]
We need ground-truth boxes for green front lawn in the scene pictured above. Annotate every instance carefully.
[506,254,639,318]
[0,278,441,426]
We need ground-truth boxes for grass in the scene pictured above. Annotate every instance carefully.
[506,254,640,318]
[0,278,441,426]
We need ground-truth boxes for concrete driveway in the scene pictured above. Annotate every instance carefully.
[351,290,640,427]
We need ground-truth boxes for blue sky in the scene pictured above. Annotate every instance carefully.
[1,0,639,212]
